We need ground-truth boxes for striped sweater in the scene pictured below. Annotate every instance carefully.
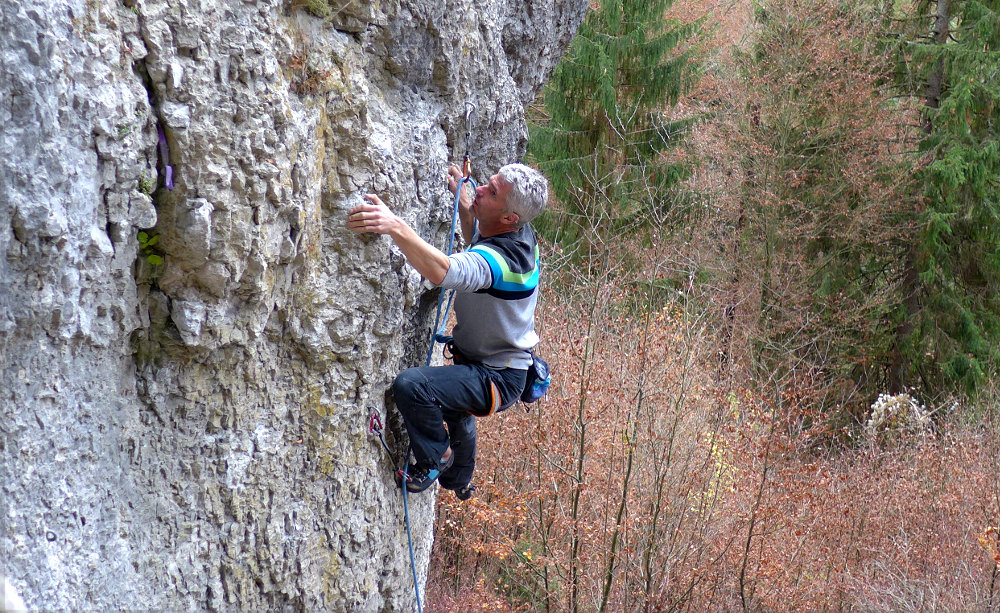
[438,225,540,369]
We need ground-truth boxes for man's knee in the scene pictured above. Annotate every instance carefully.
[392,368,427,410]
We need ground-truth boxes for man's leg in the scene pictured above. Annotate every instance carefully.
[439,413,476,491]
[391,363,494,471]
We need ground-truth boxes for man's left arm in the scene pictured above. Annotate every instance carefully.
[447,164,476,244]
[347,194,450,285]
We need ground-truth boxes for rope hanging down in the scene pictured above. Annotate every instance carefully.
[370,413,425,612]
[368,101,477,613]
[426,101,478,364]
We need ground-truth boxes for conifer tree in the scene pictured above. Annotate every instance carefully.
[892,0,1000,394]
[726,0,917,410]
[527,0,701,247]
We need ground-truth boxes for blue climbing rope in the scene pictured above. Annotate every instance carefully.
[399,173,475,613]
[425,175,476,365]
[400,479,421,612]
[365,101,479,613]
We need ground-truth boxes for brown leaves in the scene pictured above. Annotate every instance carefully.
[423,0,999,608]
[427,266,1000,611]
[979,525,1000,566]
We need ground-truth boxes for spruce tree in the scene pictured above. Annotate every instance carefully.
[527,0,701,248]
[731,0,916,409]
[893,0,1000,395]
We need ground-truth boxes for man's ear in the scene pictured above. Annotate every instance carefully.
[502,211,520,226]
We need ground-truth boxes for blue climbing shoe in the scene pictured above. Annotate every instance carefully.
[403,449,454,493]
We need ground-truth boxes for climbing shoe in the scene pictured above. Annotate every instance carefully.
[403,450,455,493]
[454,484,476,501]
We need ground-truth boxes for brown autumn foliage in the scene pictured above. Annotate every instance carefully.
[682,0,924,415]
[423,0,1000,610]
[426,263,1000,611]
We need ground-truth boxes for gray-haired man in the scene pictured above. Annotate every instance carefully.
[347,163,548,493]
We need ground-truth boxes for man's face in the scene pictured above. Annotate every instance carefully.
[472,174,514,223]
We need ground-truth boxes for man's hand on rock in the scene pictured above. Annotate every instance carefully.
[347,194,400,235]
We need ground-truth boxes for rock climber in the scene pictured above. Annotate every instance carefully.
[346,162,548,493]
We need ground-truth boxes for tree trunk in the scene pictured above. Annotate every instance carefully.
[890,0,950,392]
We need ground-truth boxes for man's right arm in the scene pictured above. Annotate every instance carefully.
[347,194,450,285]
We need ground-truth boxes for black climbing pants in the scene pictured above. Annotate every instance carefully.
[391,363,526,491]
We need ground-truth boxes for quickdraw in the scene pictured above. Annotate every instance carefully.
[462,102,475,179]
[367,413,414,486]
[368,412,394,463]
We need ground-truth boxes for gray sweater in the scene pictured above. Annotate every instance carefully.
[437,226,539,370]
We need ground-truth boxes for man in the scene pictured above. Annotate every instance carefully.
[347,162,548,493]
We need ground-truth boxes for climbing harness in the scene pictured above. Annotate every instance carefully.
[365,101,479,613]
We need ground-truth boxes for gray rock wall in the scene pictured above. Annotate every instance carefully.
[0,0,586,610]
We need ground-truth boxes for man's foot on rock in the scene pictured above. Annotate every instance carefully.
[404,448,454,493]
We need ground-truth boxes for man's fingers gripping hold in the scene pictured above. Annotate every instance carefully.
[347,195,396,235]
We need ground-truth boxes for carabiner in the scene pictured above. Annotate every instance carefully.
[369,411,384,435]
[464,102,476,130]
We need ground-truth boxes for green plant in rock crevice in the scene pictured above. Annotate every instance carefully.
[138,171,154,196]
[137,231,163,266]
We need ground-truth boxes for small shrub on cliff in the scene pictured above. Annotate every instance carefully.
[863,392,932,446]
[290,0,334,19]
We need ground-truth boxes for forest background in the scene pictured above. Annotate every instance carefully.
[426,0,1000,610]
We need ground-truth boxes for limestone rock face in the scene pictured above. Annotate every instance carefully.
[0,0,586,609]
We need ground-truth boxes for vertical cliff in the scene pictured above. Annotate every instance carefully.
[0,0,586,609]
